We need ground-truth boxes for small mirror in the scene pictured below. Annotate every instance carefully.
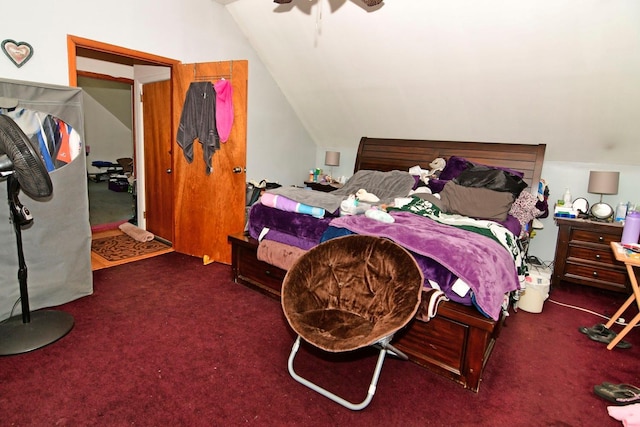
[573,197,589,216]
[590,202,614,220]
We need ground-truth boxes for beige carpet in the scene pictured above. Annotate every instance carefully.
[91,234,171,261]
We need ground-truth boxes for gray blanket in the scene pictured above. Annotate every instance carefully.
[268,170,415,213]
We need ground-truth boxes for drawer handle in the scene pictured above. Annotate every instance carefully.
[598,236,604,242]
[592,271,598,278]
[265,270,271,276]
[595,254,601,260]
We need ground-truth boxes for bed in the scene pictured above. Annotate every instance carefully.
[228,136,546,392]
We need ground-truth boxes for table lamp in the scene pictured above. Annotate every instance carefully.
[588,171,619,220]
[324,151,340,180]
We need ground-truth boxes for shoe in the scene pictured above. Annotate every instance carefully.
[594,383,640,405]
[601,383,640,394]
[578,324,632,349]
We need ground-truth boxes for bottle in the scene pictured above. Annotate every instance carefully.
[615,202,628,223]
[563,188,572,207]
[308,170,314,182]
[621,211,640,244]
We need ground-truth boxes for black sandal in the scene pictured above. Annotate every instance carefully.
[594,383,640,405]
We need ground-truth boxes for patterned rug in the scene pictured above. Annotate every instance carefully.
[91,234,171,261]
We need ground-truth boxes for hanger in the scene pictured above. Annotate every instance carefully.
[193,60,233,81]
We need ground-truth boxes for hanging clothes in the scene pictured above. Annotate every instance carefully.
[213,79,234,143]
[176,81,219,175]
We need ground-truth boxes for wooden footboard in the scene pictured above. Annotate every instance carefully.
[228,232,501,392]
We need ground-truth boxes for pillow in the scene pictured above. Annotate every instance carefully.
[453,165,528,197]
[438,156,472,181]
[439,181,516,222]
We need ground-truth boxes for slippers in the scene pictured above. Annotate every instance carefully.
[594,383,640,405]
[578,324,632,349]
[601,383,640,394]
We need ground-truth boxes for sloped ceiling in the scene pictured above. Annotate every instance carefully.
[222,1,640,165]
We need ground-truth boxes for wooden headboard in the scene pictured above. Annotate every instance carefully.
[354,137,546,194]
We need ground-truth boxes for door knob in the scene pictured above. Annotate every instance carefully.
[232,167,245,174]
[166,168,172,174]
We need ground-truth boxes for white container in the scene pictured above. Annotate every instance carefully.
[519,264,552,313]
[519,283,551,313]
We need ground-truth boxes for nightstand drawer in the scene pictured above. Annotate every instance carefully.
[571,229,620,246]
[564,262,627,289]
[567,246,617,265]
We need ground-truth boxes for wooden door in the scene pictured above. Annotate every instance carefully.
[171,61,248,264]
[142,80,173,241]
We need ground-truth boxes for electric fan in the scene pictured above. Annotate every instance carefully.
[0,114,74,356]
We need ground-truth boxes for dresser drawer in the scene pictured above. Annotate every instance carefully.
[571,229,620,246]
[564,261,628,291]
[567,245,617,265]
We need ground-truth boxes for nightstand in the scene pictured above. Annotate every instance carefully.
[303,181,342,192]
[552,218,630,293]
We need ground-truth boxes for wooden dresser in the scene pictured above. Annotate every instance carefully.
[552,218,630,293]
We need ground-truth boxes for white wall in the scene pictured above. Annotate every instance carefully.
[1,0,316,188]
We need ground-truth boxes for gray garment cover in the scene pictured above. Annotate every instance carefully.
[0,78,93,321]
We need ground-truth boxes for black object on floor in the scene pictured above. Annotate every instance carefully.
[578,324,631,349]
[594,383,640,405]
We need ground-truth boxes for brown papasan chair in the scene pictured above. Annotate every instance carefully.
[281,234,423,410]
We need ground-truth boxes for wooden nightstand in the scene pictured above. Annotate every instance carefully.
[552,218,630,293]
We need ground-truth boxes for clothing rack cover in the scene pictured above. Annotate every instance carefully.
[0,78,93,321]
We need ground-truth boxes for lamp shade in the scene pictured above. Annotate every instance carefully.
[324,151,340,167]
[588,171,619,195]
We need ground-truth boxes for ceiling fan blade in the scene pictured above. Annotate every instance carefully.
[0,114,53,199]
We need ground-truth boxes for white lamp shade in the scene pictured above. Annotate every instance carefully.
[588,171,619,195]
[324,151,340,167]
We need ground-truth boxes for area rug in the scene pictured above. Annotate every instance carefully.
[91,234,171,261]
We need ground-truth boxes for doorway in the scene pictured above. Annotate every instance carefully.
[69,35,249,265]
[78,74,135,228]
[68,35,178,242]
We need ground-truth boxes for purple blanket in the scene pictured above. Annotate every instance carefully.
[329,211,520,320]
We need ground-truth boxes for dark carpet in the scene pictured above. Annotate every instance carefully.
[0,252,636,426]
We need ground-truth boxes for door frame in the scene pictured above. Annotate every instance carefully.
[67,35,179,230]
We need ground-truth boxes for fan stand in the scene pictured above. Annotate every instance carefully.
[0,174,74,356]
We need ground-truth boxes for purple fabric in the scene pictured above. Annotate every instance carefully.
[329,211,520,320]
[248,203,332,242]
[497,214,522,236]
[263,229,317,251]
[439,156,472,181]
[409,252,469,305]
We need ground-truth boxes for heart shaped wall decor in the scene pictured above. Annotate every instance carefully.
[2,39,34,68]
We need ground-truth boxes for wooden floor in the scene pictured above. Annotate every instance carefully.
[91,229,174,271]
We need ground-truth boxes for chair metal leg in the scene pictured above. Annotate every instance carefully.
[287,335,390,411]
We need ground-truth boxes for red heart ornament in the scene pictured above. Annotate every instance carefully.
[2,39,34,68]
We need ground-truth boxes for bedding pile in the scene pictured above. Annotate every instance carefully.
[248,157,547,321]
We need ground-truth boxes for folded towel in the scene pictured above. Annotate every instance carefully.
[119,222,155,242]
[260,192,325,219]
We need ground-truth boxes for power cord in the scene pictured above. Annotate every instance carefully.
[548,298,638,328]
[0,297,21,325]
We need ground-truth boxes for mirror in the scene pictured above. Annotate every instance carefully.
[590,202,614,220]
[572,197,589,217]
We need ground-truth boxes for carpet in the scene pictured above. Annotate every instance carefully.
[91,233,170,261]
[0,252,636,426]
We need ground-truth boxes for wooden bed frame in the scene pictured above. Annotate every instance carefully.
[228,137,546,392]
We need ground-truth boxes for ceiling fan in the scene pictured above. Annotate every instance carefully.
[0,114,74,356]
[274,0,384,14]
